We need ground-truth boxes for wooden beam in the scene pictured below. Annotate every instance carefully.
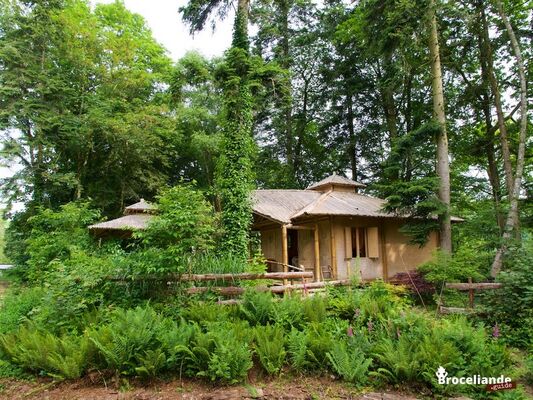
[314,224,320,282]
[286,224,315,230]
[445,282,503,290]
[108,271,313,282]
[439,306,471,314]
[281,225,288,286]
[186,279,352,296]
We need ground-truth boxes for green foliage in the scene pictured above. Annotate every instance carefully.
[418,246,486,285]
[0,286,45,335]
[22,202,100,282]
[287,322,334,373]
[0,0,173,216]
[0,217,8,264]
[481,243,533,348]
[177,322,253,383]
[254,324,286,375]
[0,325,89,380]
[88,306,161,376]
[135,184,219,274]
[240,290,274,326]
[327,340,372,386]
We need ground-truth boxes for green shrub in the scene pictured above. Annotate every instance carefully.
[88,306,161,375]
[0,325,88,380]
[359,281,407,321]
[327,340,372,386]
[23,202,101,282]
[239,290,274,326]
[135,184,219,275]
[272,294,305,329]
[302,295,327,324]
[177,322,253,383]
[0,286,45,334]
[157,319,199,372]
[254,324,286,375]
[287,322,334,373]
[418,245,486,286]
[481,242,533,348]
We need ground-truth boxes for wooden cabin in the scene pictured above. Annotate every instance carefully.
[252,174,456,282]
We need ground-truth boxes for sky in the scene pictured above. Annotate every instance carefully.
[93,0,234,61]
[1,1,233,210]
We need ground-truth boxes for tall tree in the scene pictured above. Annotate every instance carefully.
[490,0,529,276]
[428,0,452,253]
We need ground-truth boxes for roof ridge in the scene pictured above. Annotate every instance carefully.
[290,189,332,220]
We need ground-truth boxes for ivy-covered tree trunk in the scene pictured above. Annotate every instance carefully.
[428,0,452,253]
[216,0,255,259]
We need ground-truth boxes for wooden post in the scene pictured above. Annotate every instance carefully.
[329,217,337,279]
[380,222,388,281]
[468,277,474,308]
[281,225,288,286]
[314,224,320,282]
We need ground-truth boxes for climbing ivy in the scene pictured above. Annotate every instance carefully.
[215,6,256,260]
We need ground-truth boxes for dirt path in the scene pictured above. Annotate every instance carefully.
[0,377,422,400]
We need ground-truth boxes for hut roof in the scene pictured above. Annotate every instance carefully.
[125,199,157,214]
[88,214,154,234]
[252,174,463,224]
[89,198,156,237]
[307,173,366,191]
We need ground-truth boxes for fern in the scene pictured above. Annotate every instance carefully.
[326,341,371,386]
[0,325,88,380]
[135,349,167,378]
[254,324,286,375]
[287,328,309,372]
[88,305,161,375]
[239,290,274,326]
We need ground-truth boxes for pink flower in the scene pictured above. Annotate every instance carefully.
[367,320,374,332]
[354,308,361,318]
[492,323,500,338]
[396,327,401,338]
[347,325,354,337]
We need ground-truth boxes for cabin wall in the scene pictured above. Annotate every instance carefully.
[329,216,383,281]
[258,217,437,280]
[384,220,438,278]
[260,228,283,271]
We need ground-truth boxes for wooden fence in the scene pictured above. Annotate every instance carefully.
[438,278,502,314]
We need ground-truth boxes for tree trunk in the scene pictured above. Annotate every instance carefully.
[490,0,528,277]
[346,94,357,181]
[476,0,505,232]
[428,0,452,253]
[480,3,514,196]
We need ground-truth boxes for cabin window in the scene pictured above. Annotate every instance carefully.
[351,227,367,258]
[346,226,379,259]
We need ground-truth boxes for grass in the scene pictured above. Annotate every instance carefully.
[0,217,9,264]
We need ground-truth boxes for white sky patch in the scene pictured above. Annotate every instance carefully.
[92,0,233,60]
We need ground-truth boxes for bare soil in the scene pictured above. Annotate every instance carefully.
[0,376,421,400]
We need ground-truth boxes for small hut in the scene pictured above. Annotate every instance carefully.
[89,199,156,238]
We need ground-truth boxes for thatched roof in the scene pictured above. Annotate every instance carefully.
[89,199,156,237]
[307,173,366,191]
[125,199,157,214]
[89,214,154,233]
[252,174,463,225]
